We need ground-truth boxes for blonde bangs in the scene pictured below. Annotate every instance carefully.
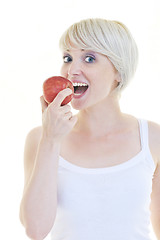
[59,20,108,53]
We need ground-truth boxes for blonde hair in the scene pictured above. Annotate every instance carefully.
[59,18,139,91]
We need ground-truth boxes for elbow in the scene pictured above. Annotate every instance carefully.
[19,200,56,239]
[19,210,53,240]
[25,227,48,240]
[22,219,54,240]
[151,215,160,240]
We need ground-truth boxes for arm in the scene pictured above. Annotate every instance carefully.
[148,121,160,239]
[19,89,77,240]
[20,128,61,240]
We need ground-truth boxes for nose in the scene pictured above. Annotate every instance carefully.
[67,60,82,78]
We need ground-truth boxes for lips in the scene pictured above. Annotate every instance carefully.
[73,85,89,99]
[69,79,89,99]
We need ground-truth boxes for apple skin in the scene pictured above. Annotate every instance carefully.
[43,76,74,106]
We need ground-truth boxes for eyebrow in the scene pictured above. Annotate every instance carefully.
[65,48,85,52]
[65,49,96,54]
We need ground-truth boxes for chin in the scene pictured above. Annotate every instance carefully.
[71,102,84,111]
[71,99,89,111]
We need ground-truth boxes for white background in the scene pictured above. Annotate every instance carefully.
[0,0,160,239]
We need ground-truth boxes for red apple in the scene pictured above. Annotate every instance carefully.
[43,76,74,106]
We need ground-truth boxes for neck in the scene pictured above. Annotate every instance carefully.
[73,95,124,138]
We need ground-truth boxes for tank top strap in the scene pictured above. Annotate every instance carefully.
[138,118,156,171]
[138,119,149,150]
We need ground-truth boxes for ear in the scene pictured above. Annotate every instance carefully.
[115,71,121,83]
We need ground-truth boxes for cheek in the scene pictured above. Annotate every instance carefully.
[60,65,67,77]
[91,72,116,94]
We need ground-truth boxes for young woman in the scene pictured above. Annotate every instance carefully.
[19,18,160,240]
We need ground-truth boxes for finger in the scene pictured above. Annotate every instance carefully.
[40,95,48,113]
[47,100,71,114]
[59,104,72,114]
[51,88,73,107]
[63,111,73,120]
[69,114,78,124]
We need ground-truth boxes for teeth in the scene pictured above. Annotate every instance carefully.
[73,82,88,87]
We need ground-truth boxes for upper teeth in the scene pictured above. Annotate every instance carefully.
[73,82,88,87]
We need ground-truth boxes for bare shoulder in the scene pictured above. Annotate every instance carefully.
[148,120,160,165]
[23,126,42,185]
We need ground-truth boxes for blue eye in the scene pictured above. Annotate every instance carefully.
[85,56,95,63]
[63,55,72,63]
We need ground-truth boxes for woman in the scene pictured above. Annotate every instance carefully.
[19,18,160,240]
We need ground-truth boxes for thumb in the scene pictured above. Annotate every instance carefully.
[40,95,48,113]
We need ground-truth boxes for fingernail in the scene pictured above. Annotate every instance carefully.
[67,88,73,93]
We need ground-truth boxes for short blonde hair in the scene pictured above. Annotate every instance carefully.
[59,18,138,91]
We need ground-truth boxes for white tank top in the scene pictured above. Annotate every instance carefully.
[50,119,156,240]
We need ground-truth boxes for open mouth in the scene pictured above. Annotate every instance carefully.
[73,83,89,96]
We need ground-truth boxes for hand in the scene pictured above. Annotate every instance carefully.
[40,88,77,142]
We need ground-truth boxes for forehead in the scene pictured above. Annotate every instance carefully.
[62,40,95,52]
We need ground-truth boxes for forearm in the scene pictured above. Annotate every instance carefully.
[20,137,61,239]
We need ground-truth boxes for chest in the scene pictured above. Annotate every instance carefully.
[60,130,141,168]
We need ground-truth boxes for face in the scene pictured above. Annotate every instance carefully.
[60,46,120,110]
